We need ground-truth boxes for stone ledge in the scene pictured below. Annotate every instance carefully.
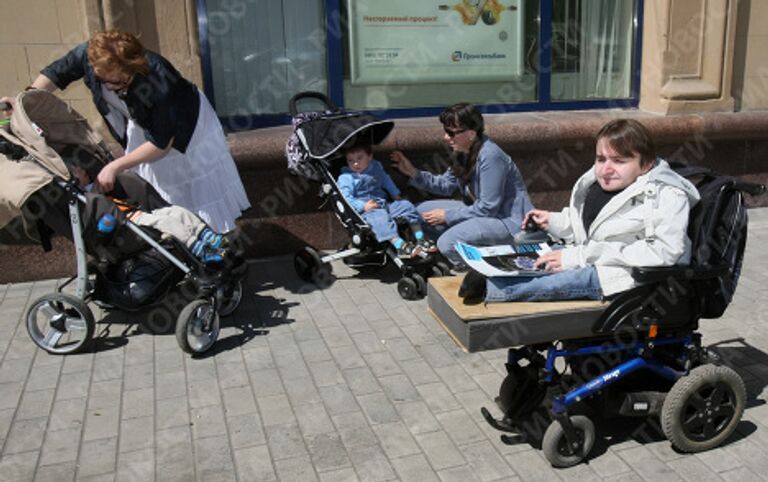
[227,108,768,167]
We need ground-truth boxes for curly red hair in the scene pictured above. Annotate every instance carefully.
[87,30,150,80]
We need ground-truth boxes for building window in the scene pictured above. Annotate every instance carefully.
[197,0,641,128]
[198,0,327,122]
[550,0,636,101]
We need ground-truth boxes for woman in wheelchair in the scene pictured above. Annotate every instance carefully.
[459,118,701,303]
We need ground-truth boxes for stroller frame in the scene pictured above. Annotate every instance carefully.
[289,91,448,299]
[2,90,244,356]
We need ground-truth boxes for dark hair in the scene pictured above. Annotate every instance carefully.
[595,119,656,166]
[346,142,372,155]
[439,103,484,181]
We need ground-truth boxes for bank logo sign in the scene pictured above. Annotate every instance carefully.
[452,51,508,62]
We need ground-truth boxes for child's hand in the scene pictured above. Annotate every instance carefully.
[363,200,379,212]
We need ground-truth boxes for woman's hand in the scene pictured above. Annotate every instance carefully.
[0,96,15,113]
[523,209,551,231]
[535,250,563,272]
[422,208,446,225]
[96,162,121,193]
[390,150,418,178]
[363,200,379,212]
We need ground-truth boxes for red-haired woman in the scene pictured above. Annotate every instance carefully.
[27,30,249,233]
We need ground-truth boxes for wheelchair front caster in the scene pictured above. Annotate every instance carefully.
[294,246,333,288]
[661,364,745,453]
[541,415,595,468]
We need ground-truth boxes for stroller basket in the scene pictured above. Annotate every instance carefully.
[94,248,183,310]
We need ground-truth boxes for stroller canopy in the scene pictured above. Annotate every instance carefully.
[0,89,109,230]
[297,113,394,161]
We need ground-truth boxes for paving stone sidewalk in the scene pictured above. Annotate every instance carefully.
[1,208,768,482]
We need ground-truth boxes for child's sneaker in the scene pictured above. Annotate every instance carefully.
[417,238,438,254]
[200,249,224,265]
[396,242,422,259]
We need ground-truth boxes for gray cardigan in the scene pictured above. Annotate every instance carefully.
[409,137,533,234]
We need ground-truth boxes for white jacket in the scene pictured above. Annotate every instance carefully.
[547,159,701,296]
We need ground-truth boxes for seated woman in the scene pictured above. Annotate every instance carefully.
[459,119,701,303]
[390,103,533,268]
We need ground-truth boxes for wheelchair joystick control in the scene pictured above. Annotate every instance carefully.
[525,217,539,232]
[513,216,549,244]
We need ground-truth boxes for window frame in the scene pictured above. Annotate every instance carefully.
[196,0,644,130]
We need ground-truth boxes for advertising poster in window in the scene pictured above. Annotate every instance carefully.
[348,0,524,85]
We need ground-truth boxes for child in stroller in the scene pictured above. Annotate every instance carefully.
[0,89,245,355]
[66,161,230,266]
[339,143,437,259]
[288,91,448,300]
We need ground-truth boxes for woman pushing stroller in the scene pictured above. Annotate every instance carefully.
[6,29,249,233]
[458,118,701,303]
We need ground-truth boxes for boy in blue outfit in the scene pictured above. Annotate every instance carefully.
[338,145,436,258]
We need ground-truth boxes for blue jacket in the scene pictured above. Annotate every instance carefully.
[338,160,400,213]
[40,42,200,153]
[410,137,533,234]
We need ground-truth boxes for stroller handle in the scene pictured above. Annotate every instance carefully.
[289,91,338,116]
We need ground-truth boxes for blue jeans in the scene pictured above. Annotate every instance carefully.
[485,266,602,302]
[362,199,422,242]
[417,200,515,266]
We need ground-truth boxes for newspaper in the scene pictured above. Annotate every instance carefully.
[455,241,553,277]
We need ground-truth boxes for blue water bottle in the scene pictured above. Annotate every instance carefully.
[97,213,117,235]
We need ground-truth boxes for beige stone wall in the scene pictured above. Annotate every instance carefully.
[0,0,100,124]
[640,0,738,114]
[732,0,768,110]
[0,0,202,143]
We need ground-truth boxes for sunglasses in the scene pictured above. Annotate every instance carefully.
[444,127,468,138]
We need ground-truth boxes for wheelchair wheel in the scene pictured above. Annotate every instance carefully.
[176,299,219,354]
[661,364,745,453]
[294,246,333,288]
[542,415,595,468]
[26,293,94,355]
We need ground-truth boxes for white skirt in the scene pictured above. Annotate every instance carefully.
[128,91,250,233]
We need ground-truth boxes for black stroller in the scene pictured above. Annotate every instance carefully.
[287,92,448,300]
[0,90,245,355]
[477,165,766,467]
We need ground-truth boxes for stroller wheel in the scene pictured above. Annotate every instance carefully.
[542,415,595,468]
[294,246,333,288]
[436,261,452,276]
[26,293,95,355]
[176,299,220,354]
[397,276,420,300]
[661,364,745,453]
[412,273,427,296]
[217,279,243,317]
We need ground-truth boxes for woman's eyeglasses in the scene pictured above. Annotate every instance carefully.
[444,127,468,138]
[98,74,132,91]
